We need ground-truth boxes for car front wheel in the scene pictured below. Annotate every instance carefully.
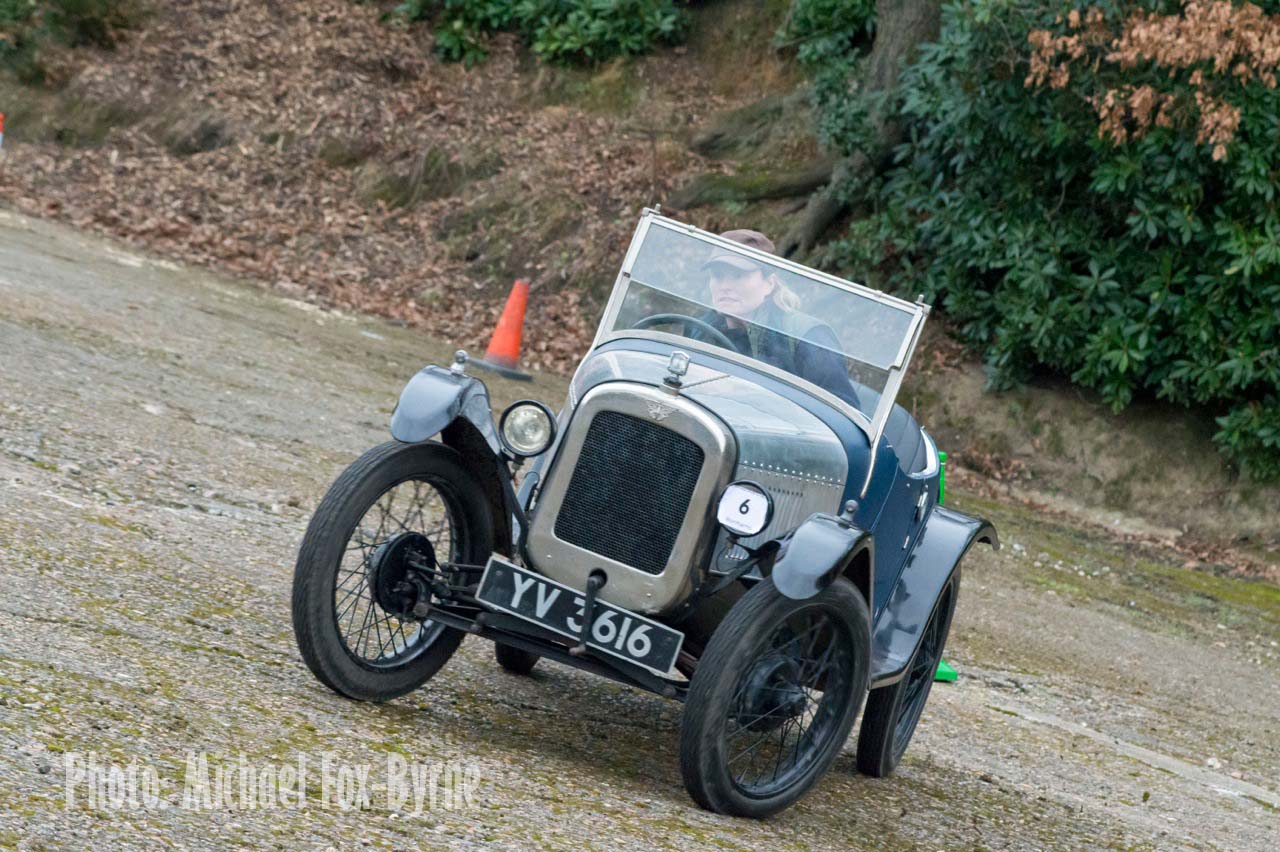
[679,577,870,818]
[291,441,492,702]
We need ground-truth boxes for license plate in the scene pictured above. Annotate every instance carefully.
[476,556,683,677]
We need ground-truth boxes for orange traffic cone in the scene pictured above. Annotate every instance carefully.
[473,279,533,381]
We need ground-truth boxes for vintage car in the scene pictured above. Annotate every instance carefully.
[291,209,998,818]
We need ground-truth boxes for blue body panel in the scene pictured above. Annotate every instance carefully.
[389,365,502,452]
[869,506,998,686]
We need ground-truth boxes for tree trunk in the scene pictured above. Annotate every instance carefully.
[777,0,941,258]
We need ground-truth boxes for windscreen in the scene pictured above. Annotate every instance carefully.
[608,222,918,419]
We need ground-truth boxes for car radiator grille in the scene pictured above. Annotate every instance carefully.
[554,410,704,575]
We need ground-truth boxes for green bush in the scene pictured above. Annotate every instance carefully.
[818,0,1280,481]
[1,0,139,81]
[774,0,876,152]
[394,0,687,67]
[775,0,875,66]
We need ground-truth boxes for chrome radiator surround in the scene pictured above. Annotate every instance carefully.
[570,349,851,576]
[526,382,737,614]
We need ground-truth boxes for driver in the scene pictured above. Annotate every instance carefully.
[695,229,860,408]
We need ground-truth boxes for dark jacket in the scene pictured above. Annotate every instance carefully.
[696,303,861,409]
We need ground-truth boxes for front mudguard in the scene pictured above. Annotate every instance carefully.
[869,505,998,686]
[390,365,502,452]
[770,513,875,607]
[389,365,520,556]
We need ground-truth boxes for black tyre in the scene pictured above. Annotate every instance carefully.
[493,643,539,676]
[680,577,871,818]
[855,568,960,777]
[291,441,493,702]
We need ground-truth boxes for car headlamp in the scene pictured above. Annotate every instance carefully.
[716,480,774,538]
[499,400,556,457]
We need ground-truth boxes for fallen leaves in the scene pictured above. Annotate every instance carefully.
[0,1,731,375]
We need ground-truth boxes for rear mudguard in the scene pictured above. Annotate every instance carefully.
[770,513,875,607]
[869,505,998,687]
[389,365,520,556]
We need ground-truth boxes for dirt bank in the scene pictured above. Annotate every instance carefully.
[0,1,799,375]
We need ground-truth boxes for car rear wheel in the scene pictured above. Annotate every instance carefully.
[855,568,960,777]
[493,643,539,675]
[679,577,870,818]
[292,441,492,702]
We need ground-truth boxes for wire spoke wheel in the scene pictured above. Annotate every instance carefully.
[892,594,947,749]
[721,609,854,798]
[333,478,456,669]
[292,441,492,702]
[855,569,960,777]
[680,577,870,818]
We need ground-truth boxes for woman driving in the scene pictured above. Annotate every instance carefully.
[695,229,860,408]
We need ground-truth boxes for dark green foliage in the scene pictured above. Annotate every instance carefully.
[1,0,139,81]
[814,0,1280,480]
[394,0,687,67]
[1214,397,1280,482]
[775,0,875,66]
[775,0,876,152]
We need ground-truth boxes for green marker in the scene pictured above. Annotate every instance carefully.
[935,659,957,682]
[938,450,947,504]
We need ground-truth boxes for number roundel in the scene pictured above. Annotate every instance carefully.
[716,480,773,538]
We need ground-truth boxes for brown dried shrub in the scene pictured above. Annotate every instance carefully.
[1027,2,1280,159]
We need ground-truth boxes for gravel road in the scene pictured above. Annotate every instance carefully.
[1,210,1277,850]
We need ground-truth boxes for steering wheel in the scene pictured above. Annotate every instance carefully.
[631,313,737,351]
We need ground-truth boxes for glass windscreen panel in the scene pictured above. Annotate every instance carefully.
[609,222,917,420]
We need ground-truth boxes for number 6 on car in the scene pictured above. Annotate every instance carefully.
[291,209,998,819]
[716,480,773,538]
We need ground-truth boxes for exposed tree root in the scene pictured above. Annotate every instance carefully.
[778,0,941,258]
[667,157,835,209]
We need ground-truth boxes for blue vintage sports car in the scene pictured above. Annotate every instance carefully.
[291,209,998,818]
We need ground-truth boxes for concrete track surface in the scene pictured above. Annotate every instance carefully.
[1,211,1277,850]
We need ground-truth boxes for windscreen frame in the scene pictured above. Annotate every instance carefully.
[591,210,929,496]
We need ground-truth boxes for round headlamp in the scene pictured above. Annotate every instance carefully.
[499,400,556,457]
